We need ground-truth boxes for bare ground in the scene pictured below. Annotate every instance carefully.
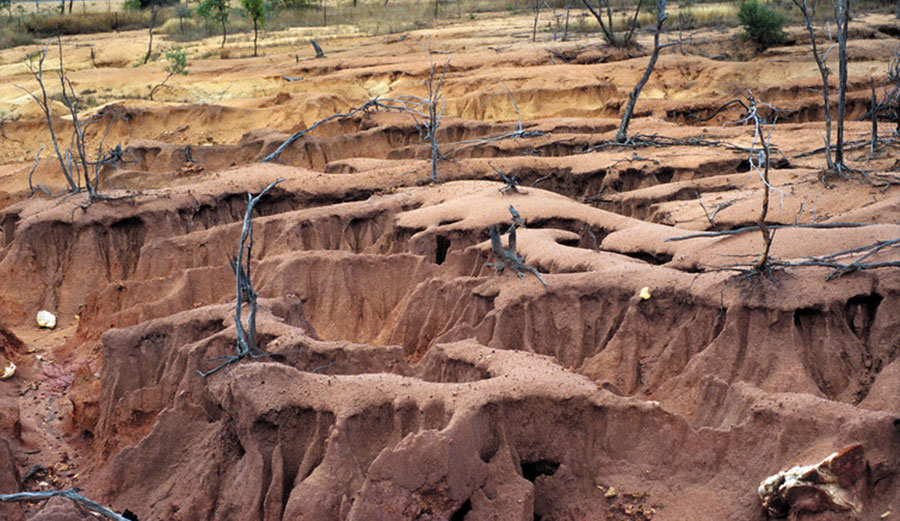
[0,10,898,521]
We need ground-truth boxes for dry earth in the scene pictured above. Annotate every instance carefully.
[0,9,899,521]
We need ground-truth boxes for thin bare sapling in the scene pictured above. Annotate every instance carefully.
[581,0,644,47]
[198,178,285,377]
[793,0,836,170]
[616,0,674,143]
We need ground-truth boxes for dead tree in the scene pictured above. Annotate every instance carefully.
[743,97,776,272]
[0,489,130,521]
[389,57,449,182]
[18,45,77,193]
[616,0,674,143]
[422,58,446,182]
[793,0,836,170]
[833,0,849,168]
[488,205,548,286]
[198,178,285,377]
[582,0,644,47]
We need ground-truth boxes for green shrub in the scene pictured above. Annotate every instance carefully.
[738,0,787,49]
[164,47,188,75]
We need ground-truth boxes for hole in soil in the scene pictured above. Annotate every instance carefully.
[844,293,882,340]
[555,237,580,247]
[435,235,451,265]
[521,459,560,482]
[479,439,499,463]
[450,499,472,521]
[619,250,674,265]
[654,167,674,184]
[736,158,790,173]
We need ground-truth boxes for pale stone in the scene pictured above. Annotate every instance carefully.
[36,310,57,329]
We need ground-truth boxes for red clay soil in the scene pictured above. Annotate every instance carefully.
[0,10,899,521]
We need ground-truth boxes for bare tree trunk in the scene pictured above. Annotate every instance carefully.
[794,0,834,169]
[68,0,73,14]
[834,0,849,166]
[753,123,772,271]
[252,18,258,57]
[868,77,877,157]
[426,60,446,182]
[616,0,671,143]
[221,15,227,48]
[563,0,571,40]
[532,0,540,41]
[581,0,616,45]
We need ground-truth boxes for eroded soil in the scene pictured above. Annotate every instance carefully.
[0,10,898,521]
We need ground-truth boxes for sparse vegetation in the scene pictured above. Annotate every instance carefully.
[738,0,787,50]
[198,0,232,48]
[149,47,189,100]
[240,0,266,56]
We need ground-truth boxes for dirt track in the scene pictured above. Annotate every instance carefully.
[0,10,899,521]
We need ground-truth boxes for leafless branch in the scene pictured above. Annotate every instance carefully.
[487,205,547,286]
[0,489,130,521]
[665,221,868,241]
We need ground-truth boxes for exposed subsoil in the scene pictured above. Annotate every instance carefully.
[0,10,898,521]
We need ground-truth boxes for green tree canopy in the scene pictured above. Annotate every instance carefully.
[241,0,265,56]
[198,0,231,47]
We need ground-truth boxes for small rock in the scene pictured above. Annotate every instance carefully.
[605,486,618,498]
[639,287,652,300]
[758,444,865,518]
[36,310,56,329]
[0,361,14,380]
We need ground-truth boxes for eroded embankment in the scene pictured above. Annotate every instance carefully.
[83,288,899,521]
[0,174,884,521]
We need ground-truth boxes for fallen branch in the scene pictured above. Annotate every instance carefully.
[775,238,900,280]
[260,100,384,162]
[0,489,130,521]
[665,221,868,241]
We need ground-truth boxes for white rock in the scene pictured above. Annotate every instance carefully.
[36,310,57,329]
[0,361,14,380]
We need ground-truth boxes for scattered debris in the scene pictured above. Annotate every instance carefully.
[310,39,325,58]
[758,444,866,518]
[36,310,56,329]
